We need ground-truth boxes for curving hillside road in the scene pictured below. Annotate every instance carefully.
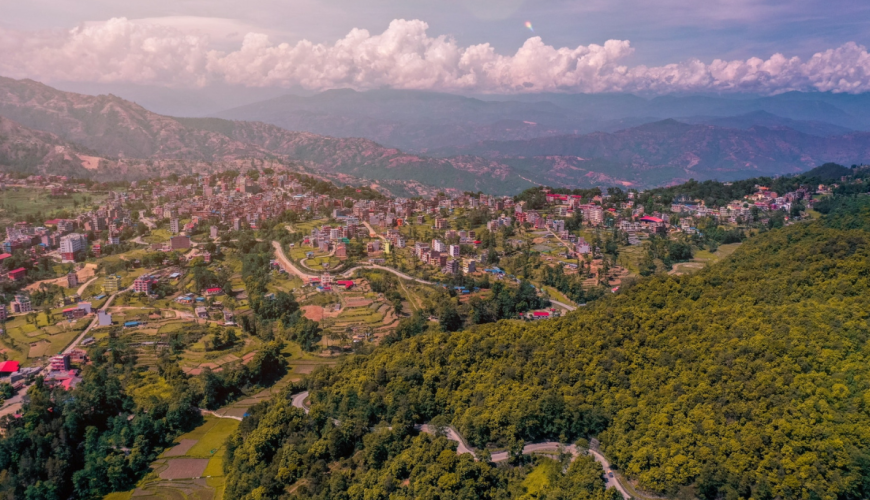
[272,241,317,280]
[549,299,577,312]
[289,391,627,498]
[273,240,435,285]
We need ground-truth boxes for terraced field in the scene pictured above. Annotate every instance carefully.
[103,417,239,500]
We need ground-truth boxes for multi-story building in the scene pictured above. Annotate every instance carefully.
[170,218,180,234]
[11,294,32,313]
[49,354,71,372]
[133,275,158,294]
[60,233,88,262]
[103,275,122,294]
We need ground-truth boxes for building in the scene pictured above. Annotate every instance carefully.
[210,225,219,239]
[335,243,347,258]
[462,260,477,274]
[0,305,6,322]
[170,236,191,250]
[97,310,113,326]
[8,268,26,281]
[170,218,180,234]
[49,354,71,372]
[60,233,88,262]
[448,244,460,258]
[0,360,20,375]
[443,259,459,274]
[133,275,158,294]
[103,274,122,293]
[62,307,87,320]
[67,272,79,288]
[11,294,32,313]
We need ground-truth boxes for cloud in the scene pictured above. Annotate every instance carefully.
[1,17,869,95]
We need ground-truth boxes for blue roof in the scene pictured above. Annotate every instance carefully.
[124,321,139,327]
[94,294,106,300]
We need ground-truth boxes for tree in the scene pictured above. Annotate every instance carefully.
[438,302,463,332]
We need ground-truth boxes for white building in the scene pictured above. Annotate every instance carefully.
[60,233,88,262]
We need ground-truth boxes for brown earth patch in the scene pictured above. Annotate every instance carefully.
[159,458,209,479]
[164,439,198,457]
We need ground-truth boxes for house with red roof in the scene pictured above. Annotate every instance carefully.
[0,360,20,374]
[335,280,354,290]
[7,268,25,281]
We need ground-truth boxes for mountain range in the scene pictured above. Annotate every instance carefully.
[2,76,870,194]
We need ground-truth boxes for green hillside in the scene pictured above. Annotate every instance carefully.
[225,195,870,500]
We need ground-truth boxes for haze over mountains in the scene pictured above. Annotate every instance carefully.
[2,75,870,194]
[215,88,870,151]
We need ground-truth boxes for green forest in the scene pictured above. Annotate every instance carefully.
[224,193,870,500]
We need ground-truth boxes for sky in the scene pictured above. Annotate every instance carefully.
[1,0,869,95]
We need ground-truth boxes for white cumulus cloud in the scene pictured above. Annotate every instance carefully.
[1,17,869,95]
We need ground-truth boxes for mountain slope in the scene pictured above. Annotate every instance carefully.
[3,76,870,194]
[252,198,870,499]
[0,115,96,178]
[432,119,870,181]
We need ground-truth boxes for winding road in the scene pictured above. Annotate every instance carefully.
[289,391,628,498]
[272,241,436,285]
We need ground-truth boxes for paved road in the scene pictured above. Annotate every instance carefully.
[63,290,122,354]
[338,264,435,285]
[589,448,631,499]
[291,391,311,413]
[362,221,387,241]
[549,299,577,312]
[272,241,317,280]
[289,391,627,497]
[273,241,435,286]
[76,276,99,297]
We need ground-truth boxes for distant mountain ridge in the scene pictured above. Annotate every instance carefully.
[2,76,870,194]
[215,87,870,152]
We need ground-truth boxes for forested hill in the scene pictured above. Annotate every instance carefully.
[225,195,870,500]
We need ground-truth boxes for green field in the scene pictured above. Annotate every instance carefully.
[0,187,109,228]
[106,416,239,500]
[1,312,90,366]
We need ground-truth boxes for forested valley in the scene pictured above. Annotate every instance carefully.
[223,194,870,500]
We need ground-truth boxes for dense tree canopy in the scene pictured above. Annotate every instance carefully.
[280,197,870,499]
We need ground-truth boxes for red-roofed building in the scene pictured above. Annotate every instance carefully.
[0,253,11,262]
[62,307,87,320]
[0,360,20,374]
[335,280,354,290]
[8,268,26,281]
[205,287,223,296]
[639,216,664,224]
[529,311,551,320]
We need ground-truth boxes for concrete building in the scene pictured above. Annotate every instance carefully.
[11,294,32,313]
[60,233,88,262]
[170,236,191,250]
[103,275,122,293]
[170,218,180,234]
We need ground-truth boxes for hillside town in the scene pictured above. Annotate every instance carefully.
[0,166,860,401]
